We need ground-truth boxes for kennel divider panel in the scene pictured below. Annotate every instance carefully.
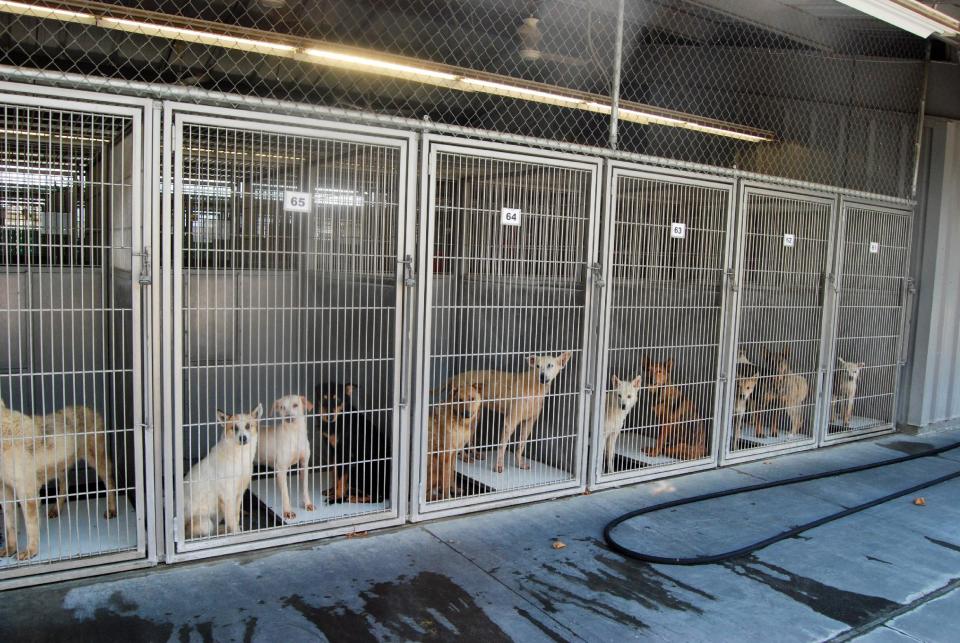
[589,164,735,489]
[411,137,601,520]
[169,109,413,557]
[0,87,152,586]
[820,199,912,445]
[721,184,838,465]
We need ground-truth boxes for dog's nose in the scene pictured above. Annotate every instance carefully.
[461,410,472,419]
[620,402,628,410]
[540,374,548,384]
[237,434,248,445]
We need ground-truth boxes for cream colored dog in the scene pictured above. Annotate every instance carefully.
[832,357,865,426]
[603,374,642,474]
[256,395,315,519]
[452,352,572,473]
[183,405,260,538]
[1,399,117,560]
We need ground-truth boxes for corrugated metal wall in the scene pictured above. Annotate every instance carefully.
[899,120,960,432]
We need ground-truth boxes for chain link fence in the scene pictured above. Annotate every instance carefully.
[0,0,929,197]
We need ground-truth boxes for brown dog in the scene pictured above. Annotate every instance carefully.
[762,346,809,436]
[642,357,709,460]
[451,352,572,473]
[1,400,117,560]
[426,382,482,500]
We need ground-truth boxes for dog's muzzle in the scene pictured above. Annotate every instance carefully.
[539,374,548,384]
[460,410,473,420]
[620,402,629,411]
[237,434,248,445]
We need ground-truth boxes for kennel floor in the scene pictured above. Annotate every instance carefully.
[828,415,885,433]
[614,436,681,468]
[249,473,389,526]
[454,448,573,492]
[735,425,811,447]
[0,496,138,568]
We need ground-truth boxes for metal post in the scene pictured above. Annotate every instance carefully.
[910,41,931,200]
[609,0,625,150]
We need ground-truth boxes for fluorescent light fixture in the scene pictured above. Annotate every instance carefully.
[0,1,93,22]
[0,128,110,143]
[834,0,960,38]
[101,17,296,53]
[304,49,456,80]
[461,77,582,104]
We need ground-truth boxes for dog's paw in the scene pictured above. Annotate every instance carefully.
[104,509,117,520]
[0,545,17,558]
[494,463,504,473]
[304,503,316,511]
[17,547,38,561]
[48,506,61,519]
[283,510,297,520]
[474,451,486,461]
[517,460,530,470]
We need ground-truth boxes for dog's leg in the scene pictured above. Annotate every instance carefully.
[1,484,18,557]
[844,395,854,426]
[605,430,618,474]
[18,495,40,560]
[222,493,239,534]
[48,464,69,519]
[89,432,118,519]
[648,423,670,457]
[494,413,522,473]
[275,463,295,520]
[440,451,455,500]
[515,417,539,470]
[299,453,315,511]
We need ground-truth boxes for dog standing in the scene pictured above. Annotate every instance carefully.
[182,405,260,538]
[1,399,117,560]
[733,351,760,446]
[426,382,482,500]
[832,357,864,426]
[256,395,315,520]
[642,357,709,460]
[450,352,572,473]
[315,383,391,504]
[603,374,642,474]
[763,347,809,436]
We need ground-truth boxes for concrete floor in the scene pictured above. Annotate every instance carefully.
[2,430,959,642]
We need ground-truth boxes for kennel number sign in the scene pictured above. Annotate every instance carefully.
[670,222,686,239]
[869,241,880,254]
[783,233,796,248]
[284,191,311,213]
[501,207,522,227]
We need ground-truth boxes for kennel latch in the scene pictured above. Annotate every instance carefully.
[725,268,738,292]
[588,263,605,288]
[136,247,152,286]
[400,255,416,287]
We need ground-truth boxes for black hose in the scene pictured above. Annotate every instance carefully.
[604,441,960,565]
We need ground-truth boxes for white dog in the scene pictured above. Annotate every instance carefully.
[256,395,315,520]
[832,357,865,426]
[183,405,260,538]
[603,374,642,474]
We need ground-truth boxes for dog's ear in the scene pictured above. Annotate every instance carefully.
[300,395,314,411]
[250,403,263,420]
[557,352,572,368]
[857,362,865,369]
[344,384,355,398]
[471,382,483,395]
[527,355,537,368]
[215,409,228,424]
[611,374,621,387]
[631,375,643,389]
[272,399,283,414]
[665,357,674,371]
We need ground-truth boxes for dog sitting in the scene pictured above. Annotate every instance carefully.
[603,374,642,474]
[0,399,118,560]
[256,395,315,520]
[641,357,709,460]
[762,346,809,436]
[315,382,391,504]
[733,351,760,446]
[426,381,482,500]
[450,352,572,473]
[182,405,260,538]
[832,357,865,426]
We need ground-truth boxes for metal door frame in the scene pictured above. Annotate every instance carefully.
[818,196,914,446]
[0,82,156,589]
[410,135,602,521]
[720,182,839,466]
[162,103,416,561]
[589,161,736,489]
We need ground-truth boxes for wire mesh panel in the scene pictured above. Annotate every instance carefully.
[171,111,409,554]
[823,201,911,444]
[414,138,599,518]
[724,186,835,462]
[591,166,732,488]
[0,93,146,581]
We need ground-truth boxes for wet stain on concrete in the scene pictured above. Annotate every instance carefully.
[177,621,213,643]
[879,440,935,455]
[722,556,900,627]
[925,536,960,554]
[283,571,511,641]
[242,616,258,643]
[513,607,573,642]
[866,556,893,565]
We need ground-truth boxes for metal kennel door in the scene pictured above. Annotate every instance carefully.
[821,199,912,445]
[0,88,151,586]
[591,165,734,489]
[723,185,837,463]
[169,108,412,558]
[413,137,601,519]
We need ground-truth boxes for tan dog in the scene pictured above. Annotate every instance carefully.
[642,357,709,460]
[832,357,864,426]
[426,382,482,500]
[733,351,760,445]
[0,399,117,560]
[183,406,260,538]
[452,352,572,473]
[763,347,809,436]
[603,374,642,474]
[257,395,314,520]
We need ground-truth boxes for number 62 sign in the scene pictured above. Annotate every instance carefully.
[284,191,311,213]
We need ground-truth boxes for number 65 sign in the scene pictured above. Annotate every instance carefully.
[284,191,311,213]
